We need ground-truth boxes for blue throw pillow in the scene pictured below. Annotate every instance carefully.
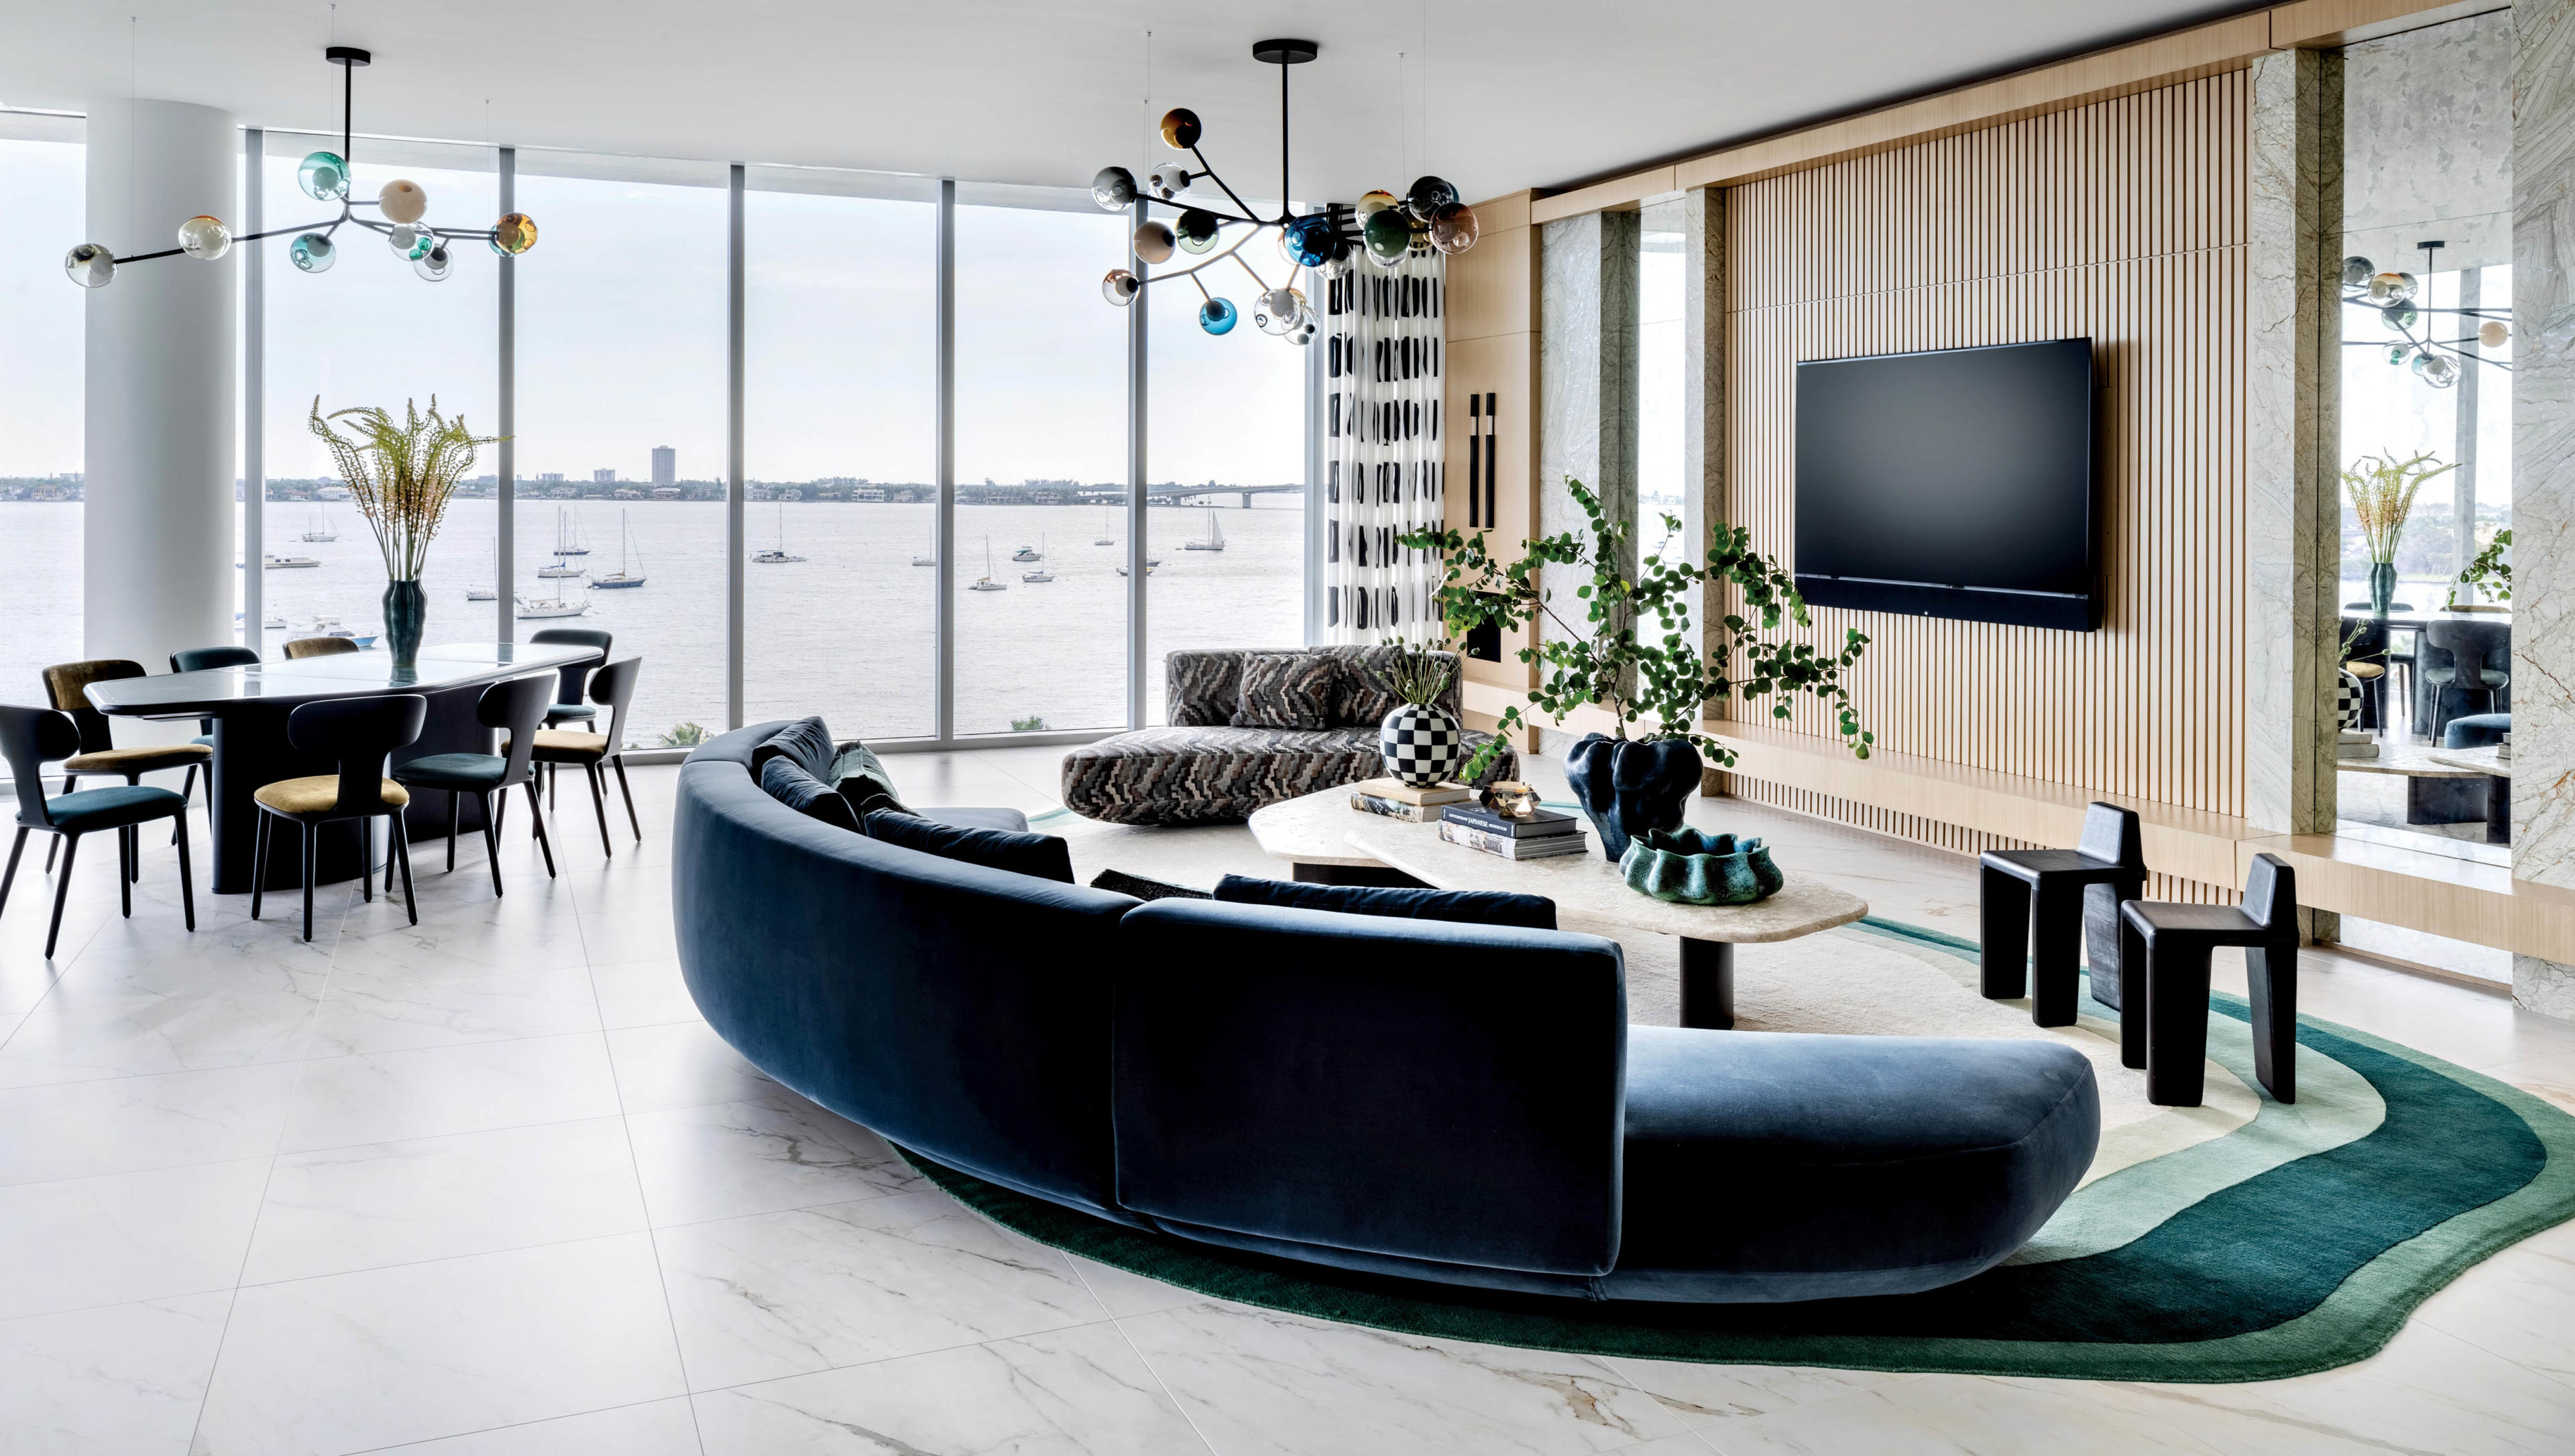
[864,809,1076,885]
[750,716,837,780]
[1212,873,1556,930]
[827,739,911,818]
[758,756,862,833]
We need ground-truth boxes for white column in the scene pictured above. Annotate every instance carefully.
[82,99,238,683]
[1535,210,1640,753]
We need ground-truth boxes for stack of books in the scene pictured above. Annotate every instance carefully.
[1438,802,1588,861]
[2337,729,2378,761]
[1349,778,1475,822]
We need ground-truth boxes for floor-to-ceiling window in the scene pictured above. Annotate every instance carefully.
[515,154,728,748]
[1636,200,1689,651]
[0,117,87,702]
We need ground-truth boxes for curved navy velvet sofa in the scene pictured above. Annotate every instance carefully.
[676,723,2102,1303]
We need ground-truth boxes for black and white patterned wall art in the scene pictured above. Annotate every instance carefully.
[1322,248,1446,644]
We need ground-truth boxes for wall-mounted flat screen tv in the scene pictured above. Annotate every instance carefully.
[1794,338,2100,631]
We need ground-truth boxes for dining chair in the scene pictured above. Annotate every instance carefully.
[0,705,194,959]
[2118,854,2301,1107]
[391,672,560,893]
[169,646,260,806]
[249,693,426,941]
[527,627,613,806]
[282,636,361,660]
[39,660,214,879]
[502,657,642,857]
[2422,619,2511,739]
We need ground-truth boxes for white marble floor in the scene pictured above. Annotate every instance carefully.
[1,747,2572,1455]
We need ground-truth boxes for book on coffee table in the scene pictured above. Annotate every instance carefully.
[1440,803,1579,839]
[1351,778,1474,806]
[1440,821,1589,860]
[1351,792,1446,822]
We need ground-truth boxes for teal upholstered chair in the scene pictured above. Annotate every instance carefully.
[40,658,215,880]
[170,646,260,805]
[0,704,195,958]
[392,672,561,891]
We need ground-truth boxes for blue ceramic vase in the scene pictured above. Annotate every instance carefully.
[1619,827,1785,906]
[382,579,426,670]
[1564,733,1703,861]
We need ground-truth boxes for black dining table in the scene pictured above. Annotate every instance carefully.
[83,642,593,894]
[2338,606,2511,733]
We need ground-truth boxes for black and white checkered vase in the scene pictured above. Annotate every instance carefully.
[1379,703,1465,788]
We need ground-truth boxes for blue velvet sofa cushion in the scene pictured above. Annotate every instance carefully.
[1607,1026,2099,1302]
[1114,898,1629,1276]
[1212,873,1556,930]
[863,808,1074,886]
[2444,713,2511,749]
[758,756,862,833]
[750,715,838,780]
[921,806,1031,834]
[828,739,911,818]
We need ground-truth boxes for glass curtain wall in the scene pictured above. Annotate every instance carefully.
[0,119,88,701]
[742,170,939,737]
[514,154,729,748]
[1636,201,1689,650]
[258,135,498,655]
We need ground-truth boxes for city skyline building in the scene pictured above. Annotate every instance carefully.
[651,446,675,487]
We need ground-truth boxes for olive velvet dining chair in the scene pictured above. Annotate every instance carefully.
[500,657,642,857]
[249,693,426,942]
[282,635,361,660]
[38,659,215,879]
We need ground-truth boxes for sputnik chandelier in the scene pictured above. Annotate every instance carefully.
[62,46,537,290]
[1088,38,1479,343]
[2340,243,2511,389]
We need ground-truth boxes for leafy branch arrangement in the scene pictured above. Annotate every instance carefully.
[307,396,500,582]
[2344,450,2456,565]
[2450,526,2511,607]
[1399,477,1874,781]
[1380,640,1458,708]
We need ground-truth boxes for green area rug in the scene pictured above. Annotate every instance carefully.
[900,916,2575,1382]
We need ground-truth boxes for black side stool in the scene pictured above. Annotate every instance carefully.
[2118,853,2300,1108]
[1978,802,2145,1026]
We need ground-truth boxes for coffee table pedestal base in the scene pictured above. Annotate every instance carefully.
[1680,938,1735,1030]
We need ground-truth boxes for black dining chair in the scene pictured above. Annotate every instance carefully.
[391,673,560,893]
[502,657,642,857]
[170,646,260,806]
[527,627,613,806]
[2422,619,2510,739]
[1,705,194,959]
[40,660,215,879]
[249,694,426,942]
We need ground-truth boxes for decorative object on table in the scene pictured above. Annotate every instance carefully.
[1088,38,1473,342]
[1619,826,1784,907]
[1444,800,1581,843]
[2338,245,2511,391]
[2336,620,2383,731]
[1406,478,1872,859]
[1375,641,1464,787]
[1438,817,1588,861]
[2344,450,2455,617]
[307,396,499,670]
[2448,526,2512,608]
[1478,780,1543,818]
[61,48,534,290]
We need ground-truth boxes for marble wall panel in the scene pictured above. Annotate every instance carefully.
[2344,9,2515,272]
[1538,210,1640,659]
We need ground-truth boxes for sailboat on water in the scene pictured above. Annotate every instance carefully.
[554,507,590,556]
[1021,535,1053,583]
[754,500,807,563]
[538,509,586,577]
[301,507,336,542]
[970,537,1007,591]
[1184,506,1226,552]
[593,511,647,589]
[1094,505,1115,546]
[465,540,498,601]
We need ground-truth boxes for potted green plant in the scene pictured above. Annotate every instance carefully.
[307,396,499,670]
[1375,640,1462,786]
[2344,450,2454,617]
[2448,526,2511,609]
[1402,478,1872,859]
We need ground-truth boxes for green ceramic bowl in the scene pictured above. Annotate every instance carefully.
[1619,827,1785,906]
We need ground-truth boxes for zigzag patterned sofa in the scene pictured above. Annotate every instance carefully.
[1060,646,1518,826]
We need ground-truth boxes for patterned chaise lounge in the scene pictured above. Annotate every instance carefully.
[1061,646,1518,827]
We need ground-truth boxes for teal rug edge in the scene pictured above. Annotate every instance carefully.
[897,916,2575,1383]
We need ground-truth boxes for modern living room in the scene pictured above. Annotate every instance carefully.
[3,1,2573,1453]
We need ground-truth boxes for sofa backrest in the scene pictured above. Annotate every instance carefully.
[1166,646,1465,728]
[1113,898,1629,1276]
[675,723,1141,1216]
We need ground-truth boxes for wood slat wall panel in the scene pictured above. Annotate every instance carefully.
[1723,72,2247,896]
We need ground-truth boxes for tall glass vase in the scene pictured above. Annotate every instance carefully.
[2368,562,2397,617]
[382,579,426,669]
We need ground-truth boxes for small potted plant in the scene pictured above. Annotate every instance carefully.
[1376,641,1462,787]
[2344,450,2454,617]
[2448,526,2511,609]
[308,396,499,670]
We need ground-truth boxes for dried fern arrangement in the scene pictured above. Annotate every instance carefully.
[306,396,498,582]
[2343,450,2455,566]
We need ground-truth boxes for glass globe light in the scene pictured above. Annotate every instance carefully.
[1090,166,1137,211]
[2412,350,2460,387]
[490,213,538,255]
[414,243,453,282]
[2387,345,2409,366]
[2480,319,2511,348]
[1286,315,1317,345]
[1430,202,1479,255]
[2366,270,2417,306]
[1101,268,1140,306]
[176,215,232,260]
[1198,297,1238,335]
[1255,286,1306,335]
[387,222,435,259]
[1175,208,1220,253]
[2342,255,2374,288]
[1363,207,1414,264]
[62,242,115,288]
[2381,300,2419,332]
[1147,162,1192,200]
[1133,219,1176,265]
[1356,189,1399,221]
[1283,213,1336,267]
[289,232,337,273]
[298,150,349,201]
[378,179,427,224]
[1159,107,1202,149]
[1403,176,1458,221]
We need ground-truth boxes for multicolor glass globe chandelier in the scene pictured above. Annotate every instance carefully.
[1090,38,1479,342]
[61,46,536,290]
[2340,245,2510,390]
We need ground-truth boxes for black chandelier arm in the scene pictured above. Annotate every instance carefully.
[113,245,190,264]
[1140,221,1269,285]
[1231,251,1270,293]
[1187,146,1269,226]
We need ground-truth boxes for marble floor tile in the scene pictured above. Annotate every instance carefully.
[693,1321,1208,1455]
[1596,1356,1921,1429]
[2409,1218,2575,1385]
[0,1061,300,1186]
[243,1115,647,1284]
[327,883,591,982]
[1117,1300,1689,1456]
[192,1233,687,1456]
[0,1157,270,1321]
[573,903,678,965]
[2486,1048,2575,1114]
[626,1094,920,1227]
[0,979,322,1089]
[0,937,78,1016]
[361,1398,702,1455]
[591,957,705,1030]
[304,964,602,1058]
[280,1032,621,1152]
[1066,1252,1203,1319]
[0,1291,231,1456]
[605,1021,779,1114]
[1684,1372,2232,1455]
[654,1189,1107,1390]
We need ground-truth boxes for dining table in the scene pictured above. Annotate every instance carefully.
[82,642,595,894]
[2338,605,2511,733]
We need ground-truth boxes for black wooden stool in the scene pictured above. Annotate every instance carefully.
[2117,853,2300,1107]
[1979,802,2145,1026]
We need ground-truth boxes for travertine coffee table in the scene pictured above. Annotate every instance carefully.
[1248,788,1868,1029]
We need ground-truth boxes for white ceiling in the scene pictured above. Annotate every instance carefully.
[1,1,2250,203]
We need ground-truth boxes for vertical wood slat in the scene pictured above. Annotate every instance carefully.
[1723,72,2247,900]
